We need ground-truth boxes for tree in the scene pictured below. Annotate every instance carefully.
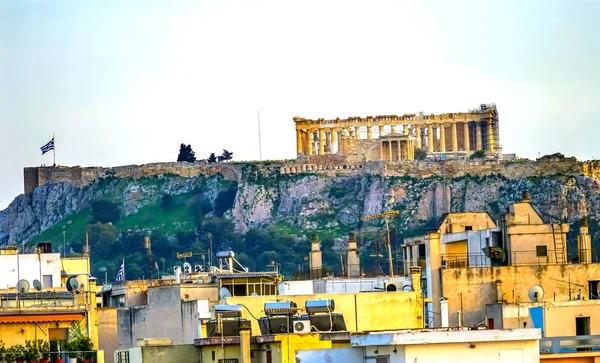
[161,194,174,210]
[86,222,118,255]
[91,200,120,224]
[207,153,217,163]
[177,143,196,162]
[469,150,486,160]
[414,148,427,161]
[221,149,233,161]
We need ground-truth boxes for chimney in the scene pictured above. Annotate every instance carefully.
[410,266,421,294]
[495,280,503,303]
[309,234,322,271]
[347,233,360,278]
[578,217,592,264]
[522,190,530,203]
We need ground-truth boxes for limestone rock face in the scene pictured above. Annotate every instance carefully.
[3,162,600,246]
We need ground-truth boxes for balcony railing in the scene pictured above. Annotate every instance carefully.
[441,250,599,268]
[0,351,98,363]
[540,335,600,353]
[0,291,89,310]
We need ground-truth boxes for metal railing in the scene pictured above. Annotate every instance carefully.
[440,249,598,268]
[540,335,600,353]
[0,351,98,363]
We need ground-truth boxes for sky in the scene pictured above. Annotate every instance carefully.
[1,0,599,209]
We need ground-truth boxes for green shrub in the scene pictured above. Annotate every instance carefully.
[469,150,486,159]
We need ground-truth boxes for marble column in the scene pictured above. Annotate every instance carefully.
[475,123,482,151]
[451,123,458,152]
[427,125,434,153]
[379,125,384,137]
[332,131,338,153]
[415,125,422,149]
[296,130,303,155]
[308,131,314,155]
[367,126,373,140]
[440,124,446,153]
[463,123,470,152]
[388,141,393,161]
[487,122,494,152]
[319,129,325,155]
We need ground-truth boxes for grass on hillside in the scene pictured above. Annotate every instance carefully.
[29,209,90,247]
[115,194,196,234]
[30,192,198,247]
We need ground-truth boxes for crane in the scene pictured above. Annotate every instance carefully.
[361,210,399,279]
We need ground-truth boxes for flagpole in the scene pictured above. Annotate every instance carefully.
[123,258,126,282]
[53,133,56,166]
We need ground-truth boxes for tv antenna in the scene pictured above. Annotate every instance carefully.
[361,210,400,278]
[550,275,585,300]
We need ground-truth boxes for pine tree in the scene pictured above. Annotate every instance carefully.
[177,143,196,162]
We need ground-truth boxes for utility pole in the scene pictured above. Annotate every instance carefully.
[145,235,153,282]
[361,210,399,279]
[62,230,66,257]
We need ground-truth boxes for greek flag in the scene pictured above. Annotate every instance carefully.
[115,262,125,282]
[40,138,55,155]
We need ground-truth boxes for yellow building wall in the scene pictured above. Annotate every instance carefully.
[442,263,600,327]
[227,291,423,334]
[544,302,600,337]
[0,321,75,346]
[446,241,468,255]
[438,213,497,234]
[275,333,344,363]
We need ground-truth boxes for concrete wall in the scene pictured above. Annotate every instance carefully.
[296,347,361,363]
[128,345,200,363]
[98,308,118,363]
[442,263,600,327]
[227,291,423,334]
[0,253,61,289]
[117,285,203,350]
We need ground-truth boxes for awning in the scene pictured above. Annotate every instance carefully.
[0,313,85,324]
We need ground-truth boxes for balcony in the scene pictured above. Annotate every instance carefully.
[540,335,600,353]
[0,292,89,314]
[441,249,599,268]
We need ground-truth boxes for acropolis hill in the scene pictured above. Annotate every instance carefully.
[3,104,600,269]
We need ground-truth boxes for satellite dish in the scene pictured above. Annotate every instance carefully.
[33,279,42,292]
[251,292,258,296]
[66,276,79,292]
[528,285,544,302]
[16,279,30,293]
[219,287,232,300]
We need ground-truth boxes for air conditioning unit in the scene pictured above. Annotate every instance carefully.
[293,318,311,334]
[384,282,400,292]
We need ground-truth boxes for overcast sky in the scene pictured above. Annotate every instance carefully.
[1,0,599,210]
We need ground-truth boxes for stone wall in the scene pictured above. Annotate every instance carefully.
[23,157,600,195]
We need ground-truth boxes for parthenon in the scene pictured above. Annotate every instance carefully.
[293,103,500,160]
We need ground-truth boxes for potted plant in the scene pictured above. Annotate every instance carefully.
[24,340,47,363]
[50,340,65,363]
[37,340,50,363]
[69,338,93,363]
[8,344,26,363]
[0,341,6,363]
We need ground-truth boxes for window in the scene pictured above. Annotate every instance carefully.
[116,351,130,363]
[589,280,600,300]
[576,317,591,336]
[219,360,238,363]
[464,226,473,231]
[536,246,548,257]
[43,275,53,288]
[376,357,389,363]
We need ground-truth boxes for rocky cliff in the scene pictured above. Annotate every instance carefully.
[3,157,600,243]
[2,157,600,276]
